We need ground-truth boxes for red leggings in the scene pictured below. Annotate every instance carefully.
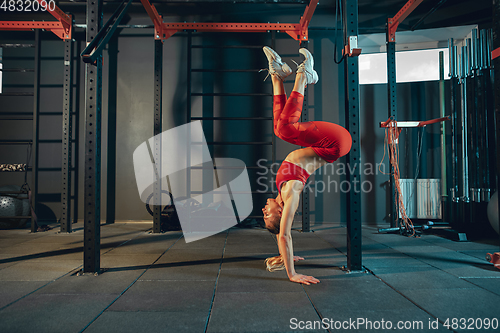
[274,91,352,163]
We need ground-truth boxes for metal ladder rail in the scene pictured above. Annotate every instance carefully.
[187,32,276,223]
[0,33,76,232]
[0,33,39,232]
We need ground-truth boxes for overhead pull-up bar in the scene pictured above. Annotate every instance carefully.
[0,0,72,40]
[139,0,318,41]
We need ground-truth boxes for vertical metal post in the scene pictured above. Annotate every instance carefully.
[344,0,362,271]
[450,41,462,229]
[31,29,41,233]
[449,40,460,206]
[471,30,484,201]
[481,29,487,70]
[300,40,310,233]
[74,41,81,226]
[477,55,487,196]
[187,32,192,126]
[106,36,118,225]
[61,39,73,233]
[186,32,192,220]
[386,31,397,228]
[83,0,103,274]
[460,45,470,204]
[439,51,447,221]
[152,38,163,233]
[484,30,495,202]
[271,31,276,195]
[494,0,500,250]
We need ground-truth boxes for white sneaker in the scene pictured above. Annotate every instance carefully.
[262,46,292,81]
[296,48,319,85]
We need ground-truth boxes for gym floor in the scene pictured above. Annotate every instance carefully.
[0,222,499,333]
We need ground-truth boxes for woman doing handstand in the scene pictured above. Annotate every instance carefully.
[261,46,352,285]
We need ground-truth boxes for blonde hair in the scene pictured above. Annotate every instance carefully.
[265,255,285,272]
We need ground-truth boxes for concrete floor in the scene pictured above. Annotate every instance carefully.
[0,221,499,333]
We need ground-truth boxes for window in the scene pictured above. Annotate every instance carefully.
[359,48,450,85]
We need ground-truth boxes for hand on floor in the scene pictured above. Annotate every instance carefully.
[289,273,320,285]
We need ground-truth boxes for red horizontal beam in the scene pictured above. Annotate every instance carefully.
[380,116,450,128]
[387,0,424,42]
[418,116,450,127]
[160,22,305,41]
[0,1,72,40]
[0,21,69,40]
[142,0,317,41]
[35,0,72,39]
[492,47,500,60]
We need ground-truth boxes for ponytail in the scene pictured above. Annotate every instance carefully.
[264,255,285,272]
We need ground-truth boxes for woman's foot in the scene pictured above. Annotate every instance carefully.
[262,46,292,81]
[296,48,319,85]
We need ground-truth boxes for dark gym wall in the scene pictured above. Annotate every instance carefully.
[0,9,445,227]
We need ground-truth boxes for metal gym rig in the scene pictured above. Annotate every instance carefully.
[0,0,362,274]
[1,0,499,275]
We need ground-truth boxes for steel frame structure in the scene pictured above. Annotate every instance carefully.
[0,0,363,273]
[32,30,41,233]
[78,0,358,273]
[387,0,424,42]
[0,38,40,231]
[385,0,423,229]
[494,0,500,257]
[0,0,357,273]
[81,0,133,64]
[138,0,319,238]
[139,0,318,41]
[83,0,103,273]
[152,39,163,234]
[78,0,362,273]
[0,0,76,233]
[186,37,277,226]
[300,40,311,233]
[0,0,72,40]
[343,0,362,272]
[60,39,74,232]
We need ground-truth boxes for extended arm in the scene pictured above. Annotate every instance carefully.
[278,181,320,285]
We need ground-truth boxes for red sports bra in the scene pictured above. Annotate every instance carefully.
[275,161,310,194]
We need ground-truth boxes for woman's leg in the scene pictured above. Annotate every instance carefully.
[272,75,287,137]
[263,46,291,136]
[272,71,306,130]
[272,74,286,96]
[291,72,307,96]
[266,47,317,142]
[275,48,317,142]
[275,72,307,142]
